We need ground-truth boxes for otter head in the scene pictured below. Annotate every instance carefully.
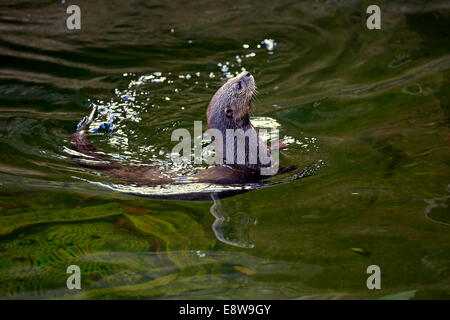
[206,71,256,130]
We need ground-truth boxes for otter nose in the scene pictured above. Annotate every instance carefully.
[245,72,251,77]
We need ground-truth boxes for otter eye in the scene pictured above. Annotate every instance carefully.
[236,81,242,90]
[224,107,233,117]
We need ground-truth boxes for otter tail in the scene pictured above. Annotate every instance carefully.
[69,107,115,170]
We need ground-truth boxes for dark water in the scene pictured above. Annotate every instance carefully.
[0,0,449,299]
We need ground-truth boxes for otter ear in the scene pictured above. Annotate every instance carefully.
[224,106,233,118]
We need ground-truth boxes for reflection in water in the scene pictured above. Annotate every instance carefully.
[208,165,320,248]
[209,193,255,249]
[424,184,450,227]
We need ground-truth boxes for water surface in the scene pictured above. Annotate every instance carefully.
[0,0,449,299]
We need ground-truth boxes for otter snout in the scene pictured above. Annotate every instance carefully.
[242,72,253,87]
[235,71,253,84]
[232,70,255,94]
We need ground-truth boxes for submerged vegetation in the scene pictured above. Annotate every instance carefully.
[0,0,449,299]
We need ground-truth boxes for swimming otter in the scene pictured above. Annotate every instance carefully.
[69,71,294,188]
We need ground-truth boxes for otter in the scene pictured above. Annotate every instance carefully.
[69,71,294,192]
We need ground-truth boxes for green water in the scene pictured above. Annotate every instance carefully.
[0,0,449,299]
